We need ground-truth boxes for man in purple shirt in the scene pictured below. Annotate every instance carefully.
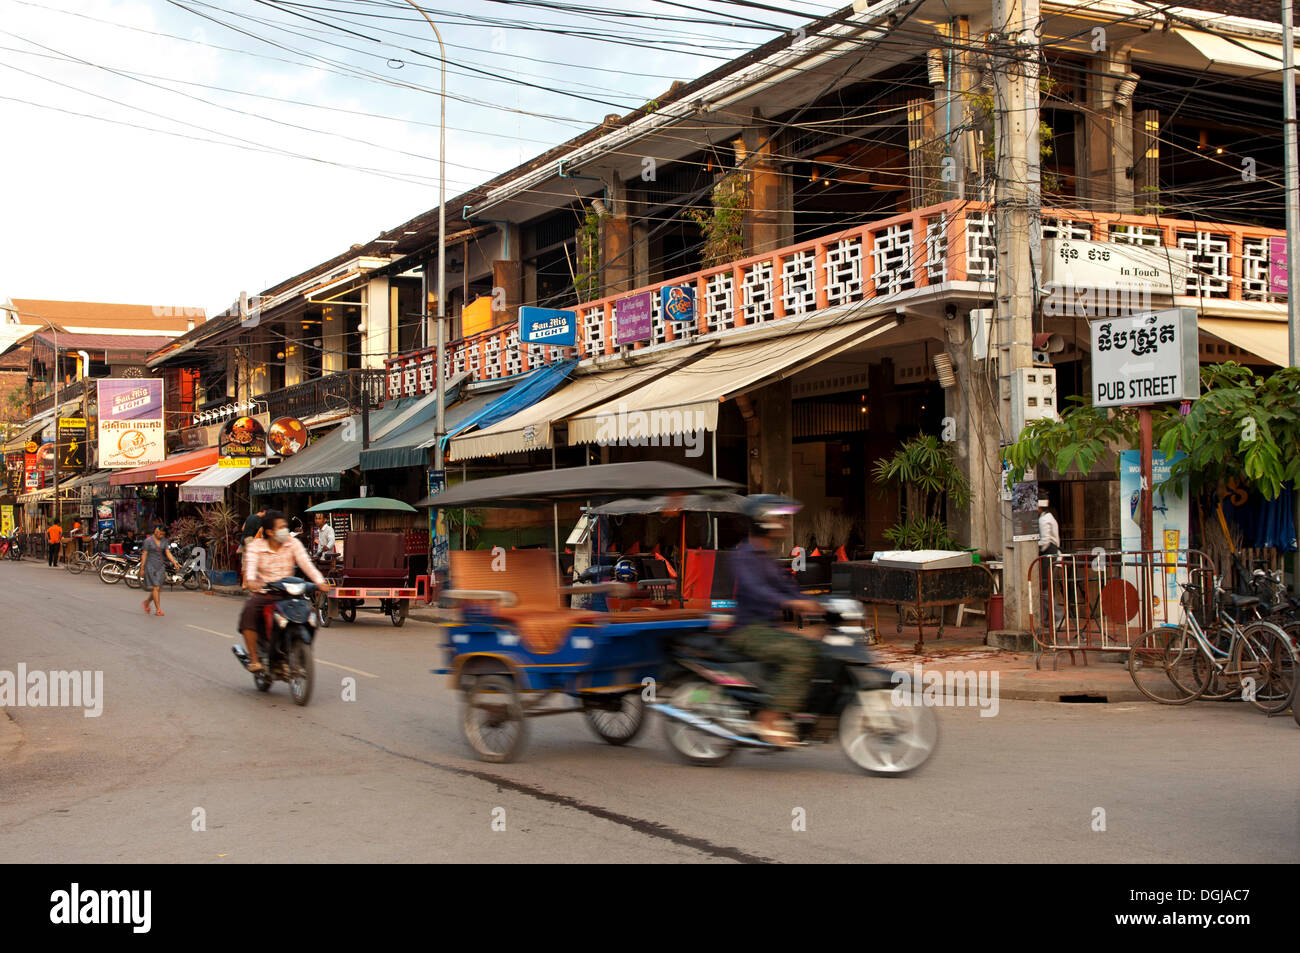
[729,496,824,745]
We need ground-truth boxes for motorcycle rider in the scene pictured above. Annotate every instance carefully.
[730,495,824,746]
[240,509,326,675]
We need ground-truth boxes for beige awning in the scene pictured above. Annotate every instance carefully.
[1173,29,1296,76]
[568,317,896,445]
[1199,317,1287,366]
[448,344,710,461]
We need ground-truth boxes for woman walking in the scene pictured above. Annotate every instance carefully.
[141,525,180,617]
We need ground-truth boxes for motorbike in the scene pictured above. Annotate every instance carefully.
[1,533,21,561]
[231,576,319,705]
[124,542,210,591]
[653,598,939,776]
[98,540,141,585]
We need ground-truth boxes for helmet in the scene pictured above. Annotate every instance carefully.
[613,558,638,584]
[742,494,801,534]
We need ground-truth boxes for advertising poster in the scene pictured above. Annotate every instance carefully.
[58,417,87,471]
[660,285,697,323]
[219,416,267,462]
[614,291,653,346]
[267,417,308,457]
[428,469,447,575]
[1011,480,1040,542]
[98,379,165,468]
[1120,449,1190,622]
[1,505,12,537]
[5,451,24,496]
[519,307,577,346]
[23,440,42,491]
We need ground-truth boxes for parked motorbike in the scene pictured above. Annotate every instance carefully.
[1,533,21,561]
[231,576,319,705]
[98,543,140,585]
[124,542,210,591]
[654,598,938,776]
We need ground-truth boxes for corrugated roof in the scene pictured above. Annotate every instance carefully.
[33,332,172,353]
[9,299,204,334]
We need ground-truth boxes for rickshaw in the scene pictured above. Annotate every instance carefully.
[419,462,738,763]
[305,497,429,627]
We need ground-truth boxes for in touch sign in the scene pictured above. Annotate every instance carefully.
[1090,308,1200,408]
[97,379,165,468]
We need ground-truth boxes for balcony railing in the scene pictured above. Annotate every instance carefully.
[29,377,93,418]
[263,368,388,422]
[383,200,1288,398]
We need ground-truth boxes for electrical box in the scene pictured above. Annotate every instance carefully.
[1010,365,1058,438]
[970,308,993,360]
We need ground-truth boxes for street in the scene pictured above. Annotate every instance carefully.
[1,560,1297,864]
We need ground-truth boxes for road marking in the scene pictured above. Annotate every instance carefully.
[187,624,234,640]
[185,624,377,677]
[316,659,379,679]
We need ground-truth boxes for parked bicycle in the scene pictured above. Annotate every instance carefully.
[1128,581,1298,713]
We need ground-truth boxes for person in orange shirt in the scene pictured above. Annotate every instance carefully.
[46,520,63,568]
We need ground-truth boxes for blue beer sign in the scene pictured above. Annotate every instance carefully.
[519,307,577,346]
[660,284,696,323]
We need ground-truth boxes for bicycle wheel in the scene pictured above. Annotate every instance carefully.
[66,550,89,575]
[1234,621,1297,714]
[1129,625,1208,704]
[1192,646,1240,701]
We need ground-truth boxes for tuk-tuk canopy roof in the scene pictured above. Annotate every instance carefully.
[417,462,739,509]
[305,496,418,514]
[588,493,748,516]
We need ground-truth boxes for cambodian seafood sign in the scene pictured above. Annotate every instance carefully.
[1090,308,1200,408]
[97,379,165,468]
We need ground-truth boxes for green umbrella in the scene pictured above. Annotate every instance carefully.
[305,497,417,514]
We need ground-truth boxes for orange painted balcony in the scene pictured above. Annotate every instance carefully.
[383,200,1287,400]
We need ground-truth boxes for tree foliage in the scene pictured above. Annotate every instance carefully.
[1003,362,1300,501]
[873,434,971,549]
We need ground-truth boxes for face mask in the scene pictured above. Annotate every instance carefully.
[273,528,291,543]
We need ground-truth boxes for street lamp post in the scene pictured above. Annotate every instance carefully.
[403,0,449,579]
[401,0,447,475]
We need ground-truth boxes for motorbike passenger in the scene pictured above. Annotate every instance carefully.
[240,509,326,675]
[730,495,824,747]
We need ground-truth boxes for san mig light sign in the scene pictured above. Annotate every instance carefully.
[1090,308,1200,408]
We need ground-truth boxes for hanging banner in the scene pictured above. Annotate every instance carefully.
[24,440,43,490]
[267,416,308,457]
[98,379,165,468]
[219,416,267,462]
[0,505,12,536]
[58,417,87,472]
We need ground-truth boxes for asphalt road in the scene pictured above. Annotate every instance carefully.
[2,559,1297,863]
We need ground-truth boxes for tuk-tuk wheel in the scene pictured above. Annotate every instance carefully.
[316,592,332,628]
[461,674,526,763]
[390,599,408,627]
[340,601,356,624]
[583,692,646,745]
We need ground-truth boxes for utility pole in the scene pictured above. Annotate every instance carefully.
[1283,0,1300,588]
[993,0,1042,632]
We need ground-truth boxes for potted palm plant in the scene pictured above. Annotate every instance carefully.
[198,503,241,586]
[872,434,970,550]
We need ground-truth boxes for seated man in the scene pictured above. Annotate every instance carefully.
[730,495,824,746]
[240,509,326,675]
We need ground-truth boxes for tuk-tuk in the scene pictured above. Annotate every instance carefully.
[418,462,737,763]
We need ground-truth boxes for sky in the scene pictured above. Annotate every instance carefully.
[0,0,822,318]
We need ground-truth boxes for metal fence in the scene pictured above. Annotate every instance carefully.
[1028,548,1216,668]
